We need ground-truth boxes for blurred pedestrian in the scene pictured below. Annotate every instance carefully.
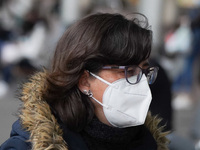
[150,59,195,150]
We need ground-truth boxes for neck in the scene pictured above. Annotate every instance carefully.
[94,107,111,127]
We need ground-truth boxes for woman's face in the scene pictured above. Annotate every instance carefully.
[78,60,149,126]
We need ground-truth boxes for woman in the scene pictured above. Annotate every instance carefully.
[0,13,169,150]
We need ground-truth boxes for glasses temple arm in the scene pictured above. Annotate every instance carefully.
[87,71,112,86]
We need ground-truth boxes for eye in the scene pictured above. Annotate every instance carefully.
[119,70,125,76]
[126,69,135,77]
[127,67,141,77]
[127,69,134,74]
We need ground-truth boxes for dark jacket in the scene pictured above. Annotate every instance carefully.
[0,120,31,150]
[0,72,169,150]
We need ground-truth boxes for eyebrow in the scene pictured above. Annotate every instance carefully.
[143,62,150,67]
[140,61,150,68]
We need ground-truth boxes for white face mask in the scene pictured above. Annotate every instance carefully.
[87,73,152,128]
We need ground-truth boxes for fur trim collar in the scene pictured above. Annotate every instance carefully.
[19,71,169,150]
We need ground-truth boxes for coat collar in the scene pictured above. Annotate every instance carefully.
[19,71,169,150]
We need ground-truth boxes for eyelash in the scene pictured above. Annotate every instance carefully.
[119,70,125,73]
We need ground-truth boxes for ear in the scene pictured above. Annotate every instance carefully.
[78,70,90,92]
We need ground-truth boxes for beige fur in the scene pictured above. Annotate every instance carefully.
[19,71,169,150]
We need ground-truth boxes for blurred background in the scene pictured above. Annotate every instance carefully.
[0,0,200,149]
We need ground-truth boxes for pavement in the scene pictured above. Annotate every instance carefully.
[0,77,25,145]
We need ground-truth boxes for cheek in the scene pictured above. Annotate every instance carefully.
[89,79,108,103]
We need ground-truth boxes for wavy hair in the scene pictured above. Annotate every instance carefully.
[43,13,152,131]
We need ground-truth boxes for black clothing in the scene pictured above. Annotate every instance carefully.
[62,117,157,150]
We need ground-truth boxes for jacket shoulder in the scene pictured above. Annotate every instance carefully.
[145,112,170,150]
[0,120,31,150]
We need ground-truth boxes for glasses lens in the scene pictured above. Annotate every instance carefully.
[126,66,142,84]
[147,67,159,84]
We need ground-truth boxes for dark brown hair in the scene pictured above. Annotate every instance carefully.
[44,13,152,131]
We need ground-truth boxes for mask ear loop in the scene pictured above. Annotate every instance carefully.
[83,90,109,109]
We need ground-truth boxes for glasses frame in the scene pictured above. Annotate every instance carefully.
[102,65,159,85]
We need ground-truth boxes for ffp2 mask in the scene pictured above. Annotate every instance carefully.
[88,73,152,128]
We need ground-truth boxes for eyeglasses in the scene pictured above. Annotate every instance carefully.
[102,65,159,85]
